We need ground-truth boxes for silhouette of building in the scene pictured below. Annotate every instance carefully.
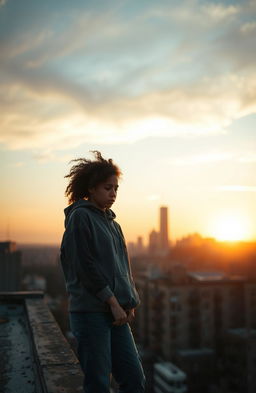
[0,241,22,291]
[135,236,143,255]
[127,237,145,256]
[159,206,169,252]
[147,207,170,256]
[148,230,159,255]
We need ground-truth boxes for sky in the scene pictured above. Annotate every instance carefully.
[1,0,256,245]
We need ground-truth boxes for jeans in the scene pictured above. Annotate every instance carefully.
[69,312,146,393]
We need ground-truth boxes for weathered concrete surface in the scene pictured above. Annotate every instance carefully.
[42,365,83,393]
[26,298,79,367]
[0,304,39,393]
[0,292,84,393]
[25,298,56,325]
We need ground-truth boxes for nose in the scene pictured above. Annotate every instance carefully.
[110,188,117,198]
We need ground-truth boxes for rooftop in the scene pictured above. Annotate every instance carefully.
[177,348,215,357]
[227,328,256,339]
[0,291,83,393]
[188,271,246,283]
[154,362,186,380]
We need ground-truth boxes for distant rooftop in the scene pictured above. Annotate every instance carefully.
[227,328,256,339]
[154,362,186,380]
[178,348,215,357]
[188,271,245,283]
[0,292,83,393]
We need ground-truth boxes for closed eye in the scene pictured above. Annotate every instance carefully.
[105,185,119,192]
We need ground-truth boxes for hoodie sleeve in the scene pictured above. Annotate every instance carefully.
[63,210,114,303]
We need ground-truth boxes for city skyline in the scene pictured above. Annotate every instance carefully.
[1,0,255,244]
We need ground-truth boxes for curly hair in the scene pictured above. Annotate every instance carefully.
[64,151,122,204]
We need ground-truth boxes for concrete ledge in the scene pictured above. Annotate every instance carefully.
[0,292,83,393]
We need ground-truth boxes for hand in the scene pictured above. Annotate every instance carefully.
[106,295,128,326]
[111,303,128,326]
[126,308,135,324]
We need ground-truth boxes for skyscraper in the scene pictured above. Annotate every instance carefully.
[159,206,169,251]
[148,230,159,255]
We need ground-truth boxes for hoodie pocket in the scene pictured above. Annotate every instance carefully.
[114,273,140,308]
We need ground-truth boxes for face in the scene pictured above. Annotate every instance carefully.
[88,175,119,211]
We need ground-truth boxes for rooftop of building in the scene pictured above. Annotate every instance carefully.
[177,348,215,357]
[154,362,186,380]
[0,291,83,393]
[188,271,246,283]
[227,328,256,339]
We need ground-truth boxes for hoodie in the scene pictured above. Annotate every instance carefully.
[60,199,140,312]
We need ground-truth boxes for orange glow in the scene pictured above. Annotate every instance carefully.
[211,212,251,242]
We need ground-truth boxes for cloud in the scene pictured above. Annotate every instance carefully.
[146,194,161,201]
[32,151,74,163]
[0,71,255,152]
[0,0,256,153]
[168,150,256,167]
[201,3,239,20]
[170,152,233,166]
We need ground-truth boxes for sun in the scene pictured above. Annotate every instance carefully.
[211,213,250,242]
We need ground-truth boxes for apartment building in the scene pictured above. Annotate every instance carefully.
[136,271,247,360]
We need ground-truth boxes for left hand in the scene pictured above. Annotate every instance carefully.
[126,308,135,324]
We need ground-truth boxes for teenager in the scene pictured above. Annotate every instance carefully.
[60,151,145,393]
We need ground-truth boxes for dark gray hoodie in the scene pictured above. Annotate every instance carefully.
[60,199,140,312]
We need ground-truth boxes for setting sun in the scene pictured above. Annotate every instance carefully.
[211,213,251,242]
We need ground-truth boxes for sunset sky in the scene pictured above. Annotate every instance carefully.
[1,0,256,245]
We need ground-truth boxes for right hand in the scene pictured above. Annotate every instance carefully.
[106,295,128,326]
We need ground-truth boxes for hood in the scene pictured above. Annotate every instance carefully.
[64,199,116,228]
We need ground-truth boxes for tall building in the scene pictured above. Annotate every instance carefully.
[148,230,159,255]
[0,241,22,291]
[159,206,169,252]
[137,236,145,255]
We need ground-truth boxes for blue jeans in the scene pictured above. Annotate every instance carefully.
[69,312,146,393]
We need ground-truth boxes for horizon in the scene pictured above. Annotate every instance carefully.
[7,233,256,249]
